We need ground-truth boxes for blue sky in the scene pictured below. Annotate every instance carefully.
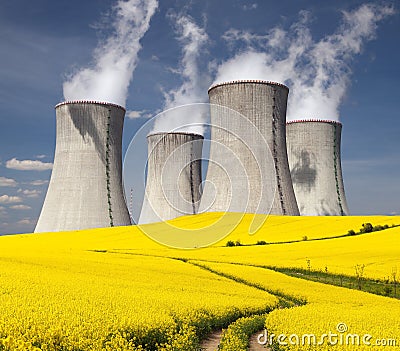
[0,0,399,235]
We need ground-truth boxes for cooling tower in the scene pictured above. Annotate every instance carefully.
[35,101,131,232]
[286,119,349,215]
[199,80,299,215]
[138,132,203,224]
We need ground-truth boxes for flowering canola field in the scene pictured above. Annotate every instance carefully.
[139,213,399,280]
[195,261,400,350]
[0,232,278,350]
[0,213,399,350]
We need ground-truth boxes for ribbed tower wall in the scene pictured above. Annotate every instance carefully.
[35,101,131,232]
[286,119,349,215]
[199,80,299,215]
[138,132,203,224]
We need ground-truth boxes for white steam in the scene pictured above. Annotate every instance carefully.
[152,13,210,134]
[63,0,158,107]
[215,4,395,120]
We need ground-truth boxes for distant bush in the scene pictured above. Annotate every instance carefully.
[360,223,373,233]
[348,229,356,236]
[226,240,243,247]
[359,223,393,234]
[256,240,267,245]
[302,236,308,241]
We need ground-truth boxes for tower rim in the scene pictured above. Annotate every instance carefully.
[55,100,126,111]
[147,131,204,139]
[287,119,342,126]
[208,80,289,93]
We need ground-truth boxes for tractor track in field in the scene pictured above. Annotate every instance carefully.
[200,329,270,350]
[200,330,222,350]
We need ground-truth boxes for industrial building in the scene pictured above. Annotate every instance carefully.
[35,101,131,232]
[286,119,349,215]
[199,80,299,215]
[35,83,351,231]
[138,132,203,224]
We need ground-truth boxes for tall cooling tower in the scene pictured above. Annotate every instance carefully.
[138,132,203,224]
[35,101,131,232]
[200,80,299,215]
[286,119,349,215]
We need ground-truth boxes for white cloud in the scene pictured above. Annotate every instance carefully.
[30,179,49,186]
[17,189,41,198]
[10,205,32,210]
[126,109,152,119]
[36,154,46,159]
[6,158,53,171]
[16,218,34,226]
[242,3,258,11]
[0,195,22,204]
[0,176,17,187]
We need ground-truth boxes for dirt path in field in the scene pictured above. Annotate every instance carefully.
[200,329,270,351]
[200,330,222,350]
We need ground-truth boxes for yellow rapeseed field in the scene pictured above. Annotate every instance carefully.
[139,212,398,248]
[134,213,400,280]
[0,213,399,350]
[0,230,278,350]
[196,261,400,350]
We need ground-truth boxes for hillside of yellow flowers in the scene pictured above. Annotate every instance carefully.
[0,213,399,350]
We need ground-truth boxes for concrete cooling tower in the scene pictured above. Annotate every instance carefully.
[35,101,131,232]
[286,119,349,215]
[200,80,299,215]
[139,132,203,224]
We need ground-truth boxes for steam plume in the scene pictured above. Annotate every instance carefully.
[216,3,395,120]
[152,13,210,134]
[63,0,158,107]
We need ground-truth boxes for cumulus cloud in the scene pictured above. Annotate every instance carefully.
[152,12,210,134]
[17,189,41,198]
[242,3,258,11]
[36,154,46,159]
[0,195,22,204]
[216,4,395,121]
[126,109,152,119]
[30,180,49,186]
[16,218,35,226]
[0,177,17,187]
[63,0,158,107]
[10,205,31,210]
[6,158,53,171]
